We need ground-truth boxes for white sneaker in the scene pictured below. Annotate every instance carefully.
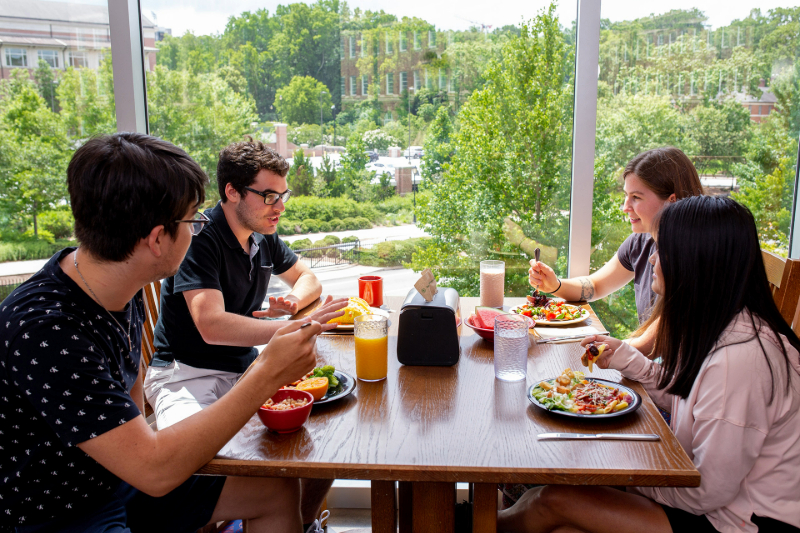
[305,510,331,533]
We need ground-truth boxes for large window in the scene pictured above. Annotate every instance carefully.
[400,71,408,93]
[350,75,357,96]
[386,33,393,54]
[37,49,59,68]
[0,0,115,248]
[399,31,407,52]
[386,72,394,95]
[5,48,27,67]
[362,75,369,95]
[591,2,800,337]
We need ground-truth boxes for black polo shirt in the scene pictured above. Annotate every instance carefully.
[0,248,143,526]
[153,202,298,373]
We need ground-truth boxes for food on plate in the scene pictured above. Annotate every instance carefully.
[530,368,633,414]
[512,301,585,322]
[296,377,329,401]
[527,290,551,307]
[472,306,511,328]
[581,343,606,372]
[327,297,372,325]
[283,365,340,392]
[263,397,310,410]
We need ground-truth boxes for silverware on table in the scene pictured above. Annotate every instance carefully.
[537,433,660,441]
[534,331,609,344]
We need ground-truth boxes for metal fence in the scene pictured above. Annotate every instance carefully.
[293,239,363,269]
[0,275,30,304]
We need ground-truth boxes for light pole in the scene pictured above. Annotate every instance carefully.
[331,104,336,149]
[412,170,419,224]
[407,87,414,164]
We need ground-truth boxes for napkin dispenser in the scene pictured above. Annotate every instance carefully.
[397,287,461,366]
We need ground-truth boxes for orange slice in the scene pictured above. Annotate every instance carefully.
[296,377,329,401]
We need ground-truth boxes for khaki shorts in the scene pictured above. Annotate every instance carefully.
[144,360,241,429]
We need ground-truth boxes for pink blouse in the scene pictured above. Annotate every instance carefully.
[610,312,800,532]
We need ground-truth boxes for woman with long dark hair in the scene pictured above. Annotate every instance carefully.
[500,196,800,533]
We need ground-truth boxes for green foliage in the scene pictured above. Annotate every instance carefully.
[0,239,76,263]
[287,196,380,223]
[287,123,323,146]
[689,100,751,166]
[342,235,359,243]
[421,106,453,183]
[323,235,341,245]
[147,65,259,200]
[358,237,430,267]
[275,76,332,126]
[288,149,321,196]
[773,61,800,136]
[290,238,313,250]
[362,129,399,150]
[412,6,575,290]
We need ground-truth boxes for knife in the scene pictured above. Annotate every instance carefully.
[538,433,659,441]
[534,331,609,344]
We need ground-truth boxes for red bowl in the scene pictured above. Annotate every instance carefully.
[258,389,314,433]
[464,315,533,342]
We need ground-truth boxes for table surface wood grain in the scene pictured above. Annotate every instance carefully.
[198,296,700,487]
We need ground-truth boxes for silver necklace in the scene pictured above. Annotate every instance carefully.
[73,250,132,352]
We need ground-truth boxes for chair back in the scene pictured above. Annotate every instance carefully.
[762,250,800,333]
[140,280,161,419]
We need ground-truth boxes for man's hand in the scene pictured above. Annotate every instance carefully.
[253,295,300,318]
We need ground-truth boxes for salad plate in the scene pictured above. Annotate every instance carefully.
[510,302,590,326]
[527,375,641,419]
[314,370,356,405]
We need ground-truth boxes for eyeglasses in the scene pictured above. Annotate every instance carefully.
[243,186,292,205]
[175,212,210,236]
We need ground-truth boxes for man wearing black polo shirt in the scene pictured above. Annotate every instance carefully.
[144,139,345,528]
[0,133,343,531]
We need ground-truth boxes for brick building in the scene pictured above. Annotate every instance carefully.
[340,27,454,121]
[0,0,157,80]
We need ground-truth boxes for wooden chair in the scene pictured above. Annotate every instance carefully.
[140,280,161,419]
[762,250,800,334]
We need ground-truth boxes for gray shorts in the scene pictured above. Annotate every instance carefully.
[144,360,241,429]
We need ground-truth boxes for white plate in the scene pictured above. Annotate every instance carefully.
[509,304,591,326]
[333,307,391,331]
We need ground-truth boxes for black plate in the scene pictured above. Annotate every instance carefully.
[314,370,356,405]
[527,377,642,418]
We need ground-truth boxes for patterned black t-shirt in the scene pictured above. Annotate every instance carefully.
[0,248,142,527]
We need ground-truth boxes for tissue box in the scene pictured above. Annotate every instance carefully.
[396,287,461,366]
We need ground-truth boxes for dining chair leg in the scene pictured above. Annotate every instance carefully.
[471,483,497,533]
[411,482,455,533]
[370,480,396,533]
[398,482,413,533]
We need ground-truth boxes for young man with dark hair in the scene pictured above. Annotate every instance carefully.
[144,138,345,529]
[0,133,342,531]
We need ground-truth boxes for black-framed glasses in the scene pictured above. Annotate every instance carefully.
[243,186,292,205]
[175,212,210,236]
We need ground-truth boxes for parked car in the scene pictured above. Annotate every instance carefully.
[364,150,379,162]
[366,162,395,177]
[402,146,423,158]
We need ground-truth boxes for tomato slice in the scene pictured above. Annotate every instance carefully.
[547,312,557,320]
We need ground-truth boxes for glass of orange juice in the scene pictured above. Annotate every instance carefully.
[354,314,388,382]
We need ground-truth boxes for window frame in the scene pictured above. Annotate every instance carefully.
[108,0,800,268]
[37,49,60,68]
[5,47,28,67]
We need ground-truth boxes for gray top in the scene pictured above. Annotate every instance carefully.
[617,233,657,325]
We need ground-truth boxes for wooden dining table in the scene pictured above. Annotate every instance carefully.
[198,296,699,533]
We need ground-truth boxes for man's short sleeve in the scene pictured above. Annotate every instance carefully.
[6,316,141,447]
[616,234,638,272]
[172,231,224,294]
[270,235,299,275]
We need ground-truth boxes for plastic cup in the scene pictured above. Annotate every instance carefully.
[480,260,505,308]
[493,314,529,382]
[358,275,384,307]
[354,314,389,382]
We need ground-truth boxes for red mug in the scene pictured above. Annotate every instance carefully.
[358,275,384,307]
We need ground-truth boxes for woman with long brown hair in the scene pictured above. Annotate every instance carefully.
[529,147,703,351]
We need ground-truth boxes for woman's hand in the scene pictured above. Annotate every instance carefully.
[580,335,623,369]
[528,260,560,293]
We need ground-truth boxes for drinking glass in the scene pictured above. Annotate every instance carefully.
[479,260,505,308]
[354,314,389,382]
[493,314,529,382]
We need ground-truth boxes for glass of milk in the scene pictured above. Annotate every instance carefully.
[479,260,505,308]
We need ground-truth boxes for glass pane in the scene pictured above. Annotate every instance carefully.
[592,3,800,338]
[0,0,115,266]
[140,1,577,304]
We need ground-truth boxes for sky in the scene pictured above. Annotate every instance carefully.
[47,0,800,37]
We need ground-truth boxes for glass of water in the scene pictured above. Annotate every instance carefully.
[494,314,530,382]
